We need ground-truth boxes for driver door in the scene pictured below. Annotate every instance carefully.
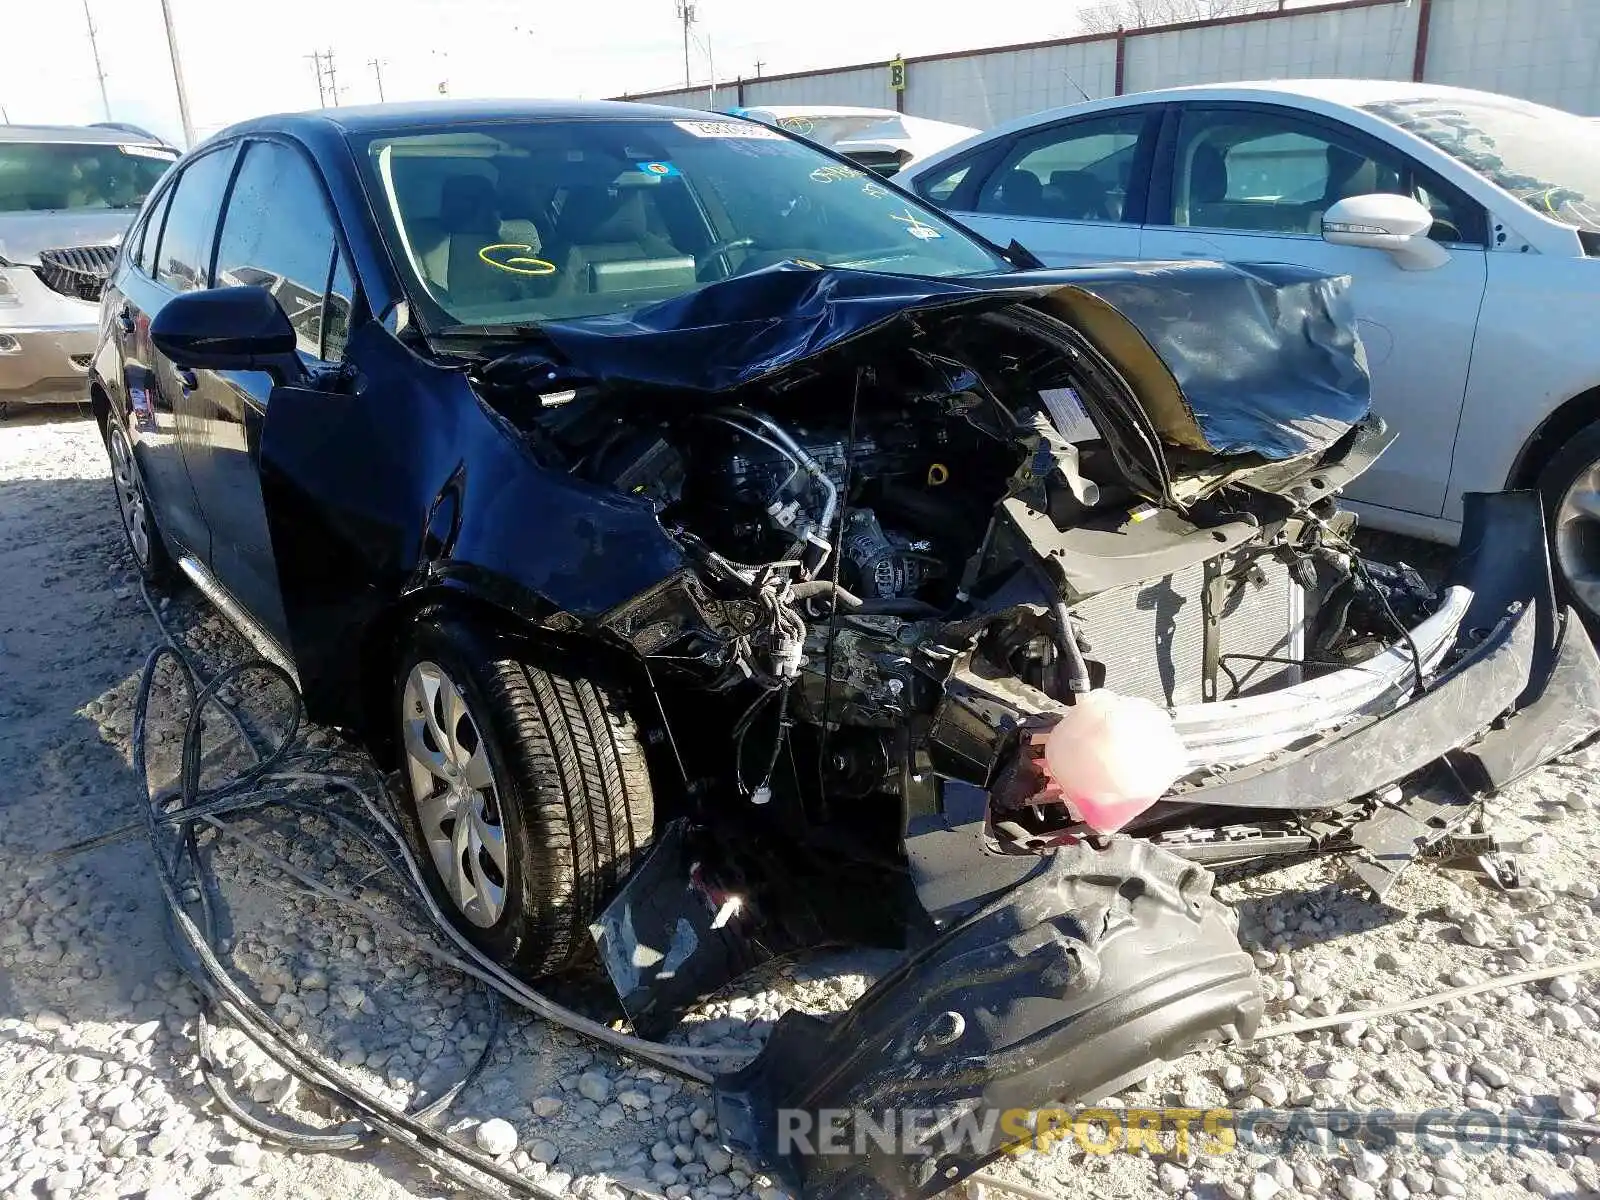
[179,138,355,650]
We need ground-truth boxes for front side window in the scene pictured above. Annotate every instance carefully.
[354,118,1006,328]
[154,149,236,293]
[974,113,1148,222]
[214,140,344,359]
[0,141,175,213]
[1365,93,1600,233]
[1172,107,1482,243]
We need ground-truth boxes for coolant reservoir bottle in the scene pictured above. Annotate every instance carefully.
[1042,690,1187,834]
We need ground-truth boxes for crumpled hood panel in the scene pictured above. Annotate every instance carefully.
[525,258,1371,463]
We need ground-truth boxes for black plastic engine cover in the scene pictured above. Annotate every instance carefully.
[713,839,1262,1198]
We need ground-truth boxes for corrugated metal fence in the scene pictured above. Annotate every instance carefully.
[618,0,1600,125]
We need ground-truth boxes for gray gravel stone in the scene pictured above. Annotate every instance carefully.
[531,1094,564,1119]
[228,1142,262,1171]
[577,1071,613,1104]
[474,1119,517,1158]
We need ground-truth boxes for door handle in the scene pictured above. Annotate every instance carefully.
[115,306,135,335]
[176,367,198,393]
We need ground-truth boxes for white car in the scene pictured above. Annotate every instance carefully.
[731,105,979,175]
[896,81,1600,622]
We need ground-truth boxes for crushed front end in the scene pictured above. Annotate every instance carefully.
[446,260,1600,1197]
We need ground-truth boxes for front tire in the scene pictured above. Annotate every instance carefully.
[394,618,655,977]
[1537,420,1600,630]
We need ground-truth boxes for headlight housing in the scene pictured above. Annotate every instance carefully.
[0,268,23,308]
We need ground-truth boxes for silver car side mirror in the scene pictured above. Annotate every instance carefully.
[1322,193,1451,271]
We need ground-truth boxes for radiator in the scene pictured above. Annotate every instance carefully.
[1070,555,1305,708]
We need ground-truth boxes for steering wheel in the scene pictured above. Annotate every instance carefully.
[695,237,758,275]
[477,243,558,276]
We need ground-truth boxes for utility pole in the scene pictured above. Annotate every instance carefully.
[82,1,111,122]
[368,58,387,102]
[157,0,195,147]
[323,48,341,106]
[307,49,342,107]
[307,52,327,106]
[675,0,696,88]
[754,58,765,77]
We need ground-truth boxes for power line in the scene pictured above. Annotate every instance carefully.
[82,0,111,122]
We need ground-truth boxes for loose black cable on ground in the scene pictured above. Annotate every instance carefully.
[113,585,754,1199]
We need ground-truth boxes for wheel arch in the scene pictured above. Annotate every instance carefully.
[88,376,112,438]
[351,586,659,773]
[1507,383,1600,492]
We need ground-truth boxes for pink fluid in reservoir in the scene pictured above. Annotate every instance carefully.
[1042,690,1187,834]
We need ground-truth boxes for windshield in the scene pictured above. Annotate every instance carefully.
[1364,94,1600,231]
[0,141,176,213]
[354,117,1006,327]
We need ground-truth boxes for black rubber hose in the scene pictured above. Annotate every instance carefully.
[1052,600,1093,696]
[789,579,942,619]
[1028,558,1092,698]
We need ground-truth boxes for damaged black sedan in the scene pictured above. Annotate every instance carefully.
[91,101,1600,1198]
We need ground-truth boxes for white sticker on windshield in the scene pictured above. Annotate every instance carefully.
[118,144,177,161]
[673,120,784,140]
[1039,388,1099,444]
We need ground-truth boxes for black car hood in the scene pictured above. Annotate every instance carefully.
[492,258,1371,463]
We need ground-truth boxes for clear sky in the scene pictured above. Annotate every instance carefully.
[3,0,1101,145]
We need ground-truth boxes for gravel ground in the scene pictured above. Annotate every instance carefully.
[3,410,1599,1200]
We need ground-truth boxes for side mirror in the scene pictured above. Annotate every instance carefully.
[150,286,306,383]
[1322,193,1450,271]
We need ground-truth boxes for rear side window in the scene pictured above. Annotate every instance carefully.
[915,162,972,205]
[0,140,175,213]
[213,140,344,360]
[975,113,1149,222]
[154,148,235,292]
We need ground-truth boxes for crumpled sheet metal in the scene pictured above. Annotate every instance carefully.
[523,258,1371,463]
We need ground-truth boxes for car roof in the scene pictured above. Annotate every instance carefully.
[212,98,724,142]
[1133,79,1510,107]
[901,79,1542,179]
[0,123,169,146]
[740,105,902,120]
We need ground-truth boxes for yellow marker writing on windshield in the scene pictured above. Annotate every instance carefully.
[478,244,558,276]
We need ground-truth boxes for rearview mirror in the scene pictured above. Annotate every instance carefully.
[1322,194,1450,271]
[150,286,306,383]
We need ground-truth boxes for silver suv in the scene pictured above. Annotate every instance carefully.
[0,125,176,414]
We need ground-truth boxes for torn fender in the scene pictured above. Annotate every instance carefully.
[257,321,689,729]
[712,839,1261,1199]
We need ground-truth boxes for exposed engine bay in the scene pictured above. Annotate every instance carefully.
[488,293,1431,860]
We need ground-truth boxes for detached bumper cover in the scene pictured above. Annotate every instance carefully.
[713,840,1261,1199]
